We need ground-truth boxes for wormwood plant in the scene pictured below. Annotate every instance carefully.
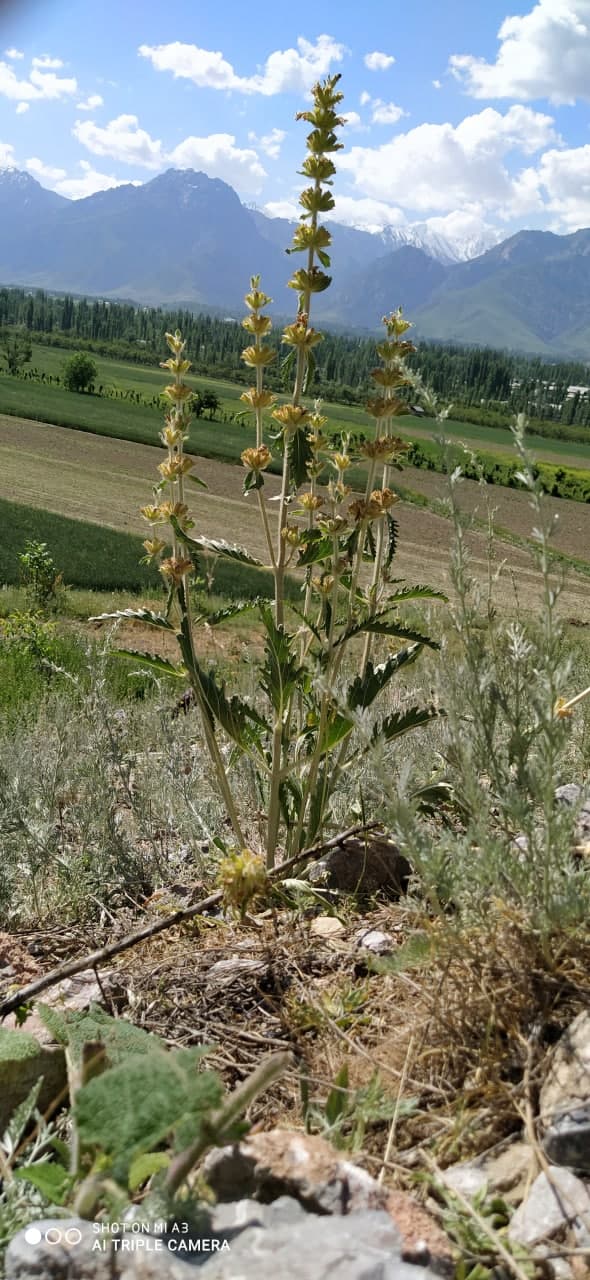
[95,76,445,868]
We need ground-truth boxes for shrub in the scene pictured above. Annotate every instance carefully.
[18,539,61,608]
[62,351,97,393]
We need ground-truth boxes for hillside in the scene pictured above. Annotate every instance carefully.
[2,167,590,355]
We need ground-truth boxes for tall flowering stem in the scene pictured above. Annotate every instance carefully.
[101,77,444,873]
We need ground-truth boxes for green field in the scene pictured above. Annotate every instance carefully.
[8,342,590,469]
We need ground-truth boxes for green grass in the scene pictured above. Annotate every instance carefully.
[10,343,590,469]
[0,498,299,600]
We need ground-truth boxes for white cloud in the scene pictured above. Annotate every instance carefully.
[76,93,103,111]
[4,49,23,60]
[450,0,590,105]
[0,59,77,102]
[247,127,285,159]
[0,141,16,166]
[339,105,559,215]
[359,90,371,106]
[31,54,63,69]
[343,111,365,130]
[433,78,442,89]
[371,99,406,125]
[525,144,590,228]
[16,102,29,114]
[264,199,299,220]
[331,194,406,232]
[26,156,67,182]
[364,51,395,72]
[138,34,346,96]
[73,112,268,194]
[73,113,163,168]
[168,133,266,194]
[54,160,137,200]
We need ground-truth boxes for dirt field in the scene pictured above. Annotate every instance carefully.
[2,414,589,622]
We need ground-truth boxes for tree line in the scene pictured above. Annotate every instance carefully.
[1,285,589,434]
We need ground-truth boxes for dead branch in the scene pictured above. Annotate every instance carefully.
[0,821,380,1019]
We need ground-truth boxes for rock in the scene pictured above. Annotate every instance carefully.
[202,1128,387,1215]
[307,835,410,899]
[540,1012,590,1146]
[355,928,395,955]
[555,785,590,843]
[0,1022,66,1134]
[544,1108,590,1175]
[443,1141,534,1205]
[310,916,346,940]
[6,1207,443,1280]
[198,1207,437,1279]
[203,1130,453,1273]
[386,1191,454,1275]
[508,1168,590,1249]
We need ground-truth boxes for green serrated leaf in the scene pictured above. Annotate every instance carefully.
[14,1161,73,1205]
[384,585,448,604]
[386,515,399,567]
[297,532,333,567]
[89,608,175,631]
[336,611,440,650]
[199,599,261,627]
[374,703,441,745]
[171,518,264,567]
[347,646,422,712]
[243,468,264,494]
[289,426,313,489]
[259,603,302,716]
[112,650,186,679]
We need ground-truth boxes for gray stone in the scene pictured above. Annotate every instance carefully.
[307,835,410,899]
[6,1208,443,1280]
[197,1209,436,1280]
[508,1169,590,1248]
[355,928,395,955]
[5,1219,113,1279]
[202,1129,388,1215]
[544,1107,590,1174]
[444,1141,534,1205]
[555,785,590,842]
[540,1012,590,1132]
[0,1024,66,1135]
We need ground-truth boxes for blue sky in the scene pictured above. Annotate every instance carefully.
[1,0,590,246]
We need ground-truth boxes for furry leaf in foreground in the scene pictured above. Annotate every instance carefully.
[38,1004,156,1066]
[75,1047,222,1183]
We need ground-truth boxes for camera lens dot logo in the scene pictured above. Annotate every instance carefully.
[65,1228,82,1245]
[24,1228,42,1246]
[45,1228,63,1245]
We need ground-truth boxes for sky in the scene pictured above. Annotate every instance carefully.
[1,0,590,245]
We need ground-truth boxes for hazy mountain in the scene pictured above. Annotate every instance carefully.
[1,166,590,357]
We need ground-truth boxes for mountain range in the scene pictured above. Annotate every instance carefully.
[1,165,590,359]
